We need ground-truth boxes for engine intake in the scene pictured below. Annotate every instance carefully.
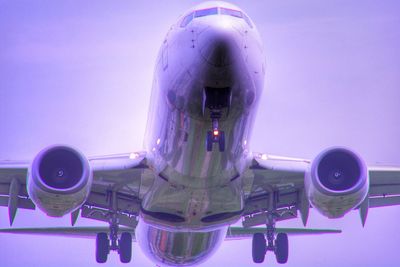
[317,149,363,192]
[38,147,84,190]
[28,145,92,217]
[305,147,369,218]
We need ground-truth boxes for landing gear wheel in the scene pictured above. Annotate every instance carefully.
[252,233,266,263]
[206,131,213,151]
[119,232,132,263]
[96,232,110,263]
[275,233,288,264]
[218,131,225,152]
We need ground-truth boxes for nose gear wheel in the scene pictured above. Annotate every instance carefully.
[202,87,231,152]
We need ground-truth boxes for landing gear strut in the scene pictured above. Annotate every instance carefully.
[206,111,225,152]
[95,214,132,263]
[95,192,133,264]
[203,87,231,152]
[251,214,289,264]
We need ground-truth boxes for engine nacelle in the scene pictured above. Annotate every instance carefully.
[27,145,93,217]
[305,147,369,218]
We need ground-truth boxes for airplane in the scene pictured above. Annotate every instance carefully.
[1,1,400,266]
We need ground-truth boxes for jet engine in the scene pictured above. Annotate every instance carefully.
[27,145,93,217]
[305,147,369,218]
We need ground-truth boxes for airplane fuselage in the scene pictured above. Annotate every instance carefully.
[137,2,265,266]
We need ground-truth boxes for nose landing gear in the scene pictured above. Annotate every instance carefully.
[203,87,231,152]
[206,114,225,152]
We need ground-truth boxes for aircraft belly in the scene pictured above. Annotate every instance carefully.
[136,4,267,267]
[141,177,243,230]
[136,220,227,267]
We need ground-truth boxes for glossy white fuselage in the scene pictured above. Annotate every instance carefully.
[136,2,265,266]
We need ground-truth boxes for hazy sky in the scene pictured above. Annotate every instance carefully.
[1,1,400,266]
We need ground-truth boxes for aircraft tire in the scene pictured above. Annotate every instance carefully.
[275,233,288,264]
[252,233,266,263]
[96,232,109,263]
[219,131,225,152]
[206,131,213,151]
[119,232,132,263]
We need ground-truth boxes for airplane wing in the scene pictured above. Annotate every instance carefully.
[368,166,400,207]
[0,151,152,226]
[225,226,341,240]
[242,153,400,227]
[0,226,136,240]
[1,150,400,229]
[0,226,340,241]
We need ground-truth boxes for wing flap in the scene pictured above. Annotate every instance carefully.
[226,227,341,240]
[369,196,400,208]
[0,196,35,210]
[369,167,400,196]
[0,227,136,240]
[0,152,150,226]
[241,153,309,227]
[367,166,400,208]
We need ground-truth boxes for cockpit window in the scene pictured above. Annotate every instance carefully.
[220,8,253,28]
[194,7,218,18]
[180,12,194,27]
[220,8,242,18]
[180,7,253,29]
[243,14,253,28]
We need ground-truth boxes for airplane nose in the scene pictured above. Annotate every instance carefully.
[197,22,241,68]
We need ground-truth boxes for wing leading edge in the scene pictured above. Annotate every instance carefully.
[0,226,340,241]
[0,151,150,226]
[243,152,400,228]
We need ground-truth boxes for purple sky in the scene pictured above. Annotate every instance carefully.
[1,0,400,266]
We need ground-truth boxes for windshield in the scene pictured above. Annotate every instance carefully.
[180,12,194,27]
[220,8,242,18]
[194,7,218,18]
[180,7,253,28]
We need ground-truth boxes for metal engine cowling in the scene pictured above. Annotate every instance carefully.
[27,145,92,217]
[305,147,369,218]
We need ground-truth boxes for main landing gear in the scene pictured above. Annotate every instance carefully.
[96,192,133,264]
[96,215,132,263]
[252,215,289,264]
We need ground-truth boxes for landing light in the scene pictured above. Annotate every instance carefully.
[129,153,139,159]
[213,130,219,136]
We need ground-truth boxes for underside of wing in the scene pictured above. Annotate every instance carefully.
[242,153,309,228]
[245,150,400,229]
[81,151,151,227]
[226,226,341,240]
[368,166,400,208]
[0,148,151,227]
[0,160,34,225]
[0,226,136,240]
